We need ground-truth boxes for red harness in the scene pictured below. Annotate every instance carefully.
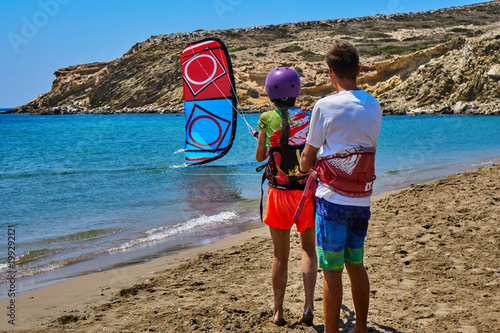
[316,147,376,198]
[293,147,376,221]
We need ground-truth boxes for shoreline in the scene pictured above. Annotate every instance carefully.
[0,151,487,297]
[0,164,500,333]
[0,150,479,297]
[0,226,271,331]
[0,188,402,331]
[3,111,497,304]
[4,106,500,116]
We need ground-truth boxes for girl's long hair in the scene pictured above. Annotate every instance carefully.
[271,97,296,153]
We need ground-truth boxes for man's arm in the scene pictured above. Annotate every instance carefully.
[296,143,320,176]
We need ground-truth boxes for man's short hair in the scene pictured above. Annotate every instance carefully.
[325,42,359,80]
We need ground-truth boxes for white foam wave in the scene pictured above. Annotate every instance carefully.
[0,262,66,283]
[108,211,238,252]
[22,262,65,278]
[467,158,500,168]
[169,164,188,168]
[173,149,186,155]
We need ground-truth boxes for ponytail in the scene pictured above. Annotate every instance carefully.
[271,97,296,154]
[279,106,290,154]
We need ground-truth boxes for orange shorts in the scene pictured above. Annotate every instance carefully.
[263,187,315,233]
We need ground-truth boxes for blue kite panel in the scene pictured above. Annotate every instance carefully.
[184,99,235,164]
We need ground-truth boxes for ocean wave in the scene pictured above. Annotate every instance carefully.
[108,211,238,252]
[168,164,188,168]
[0,261,67,283]
[0,252,92,282]
[0,248,61,269]
[0,211,243,282]
[0,165,174,179]
[16,248,62,266]
[466,157,500,168]
[33,228,121,245]
[172,149,186,154]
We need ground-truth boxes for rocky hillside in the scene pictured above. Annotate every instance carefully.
[14,1,500,115]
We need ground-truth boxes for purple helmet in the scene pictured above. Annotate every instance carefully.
[265,67,300,100]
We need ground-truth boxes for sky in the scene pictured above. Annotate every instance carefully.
[0,0,490,107]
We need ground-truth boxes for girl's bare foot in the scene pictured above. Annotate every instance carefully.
[299,309,314,325]
[273,307,285,326]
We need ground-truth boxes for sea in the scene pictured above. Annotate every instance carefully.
[0,112,499,298]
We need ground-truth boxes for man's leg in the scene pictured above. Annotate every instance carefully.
[269,227,291,322]
[323,268,343,333]
[316,199,349,333]
[345,263,369,333]
[299,225,317,314]
[344,206,371,333]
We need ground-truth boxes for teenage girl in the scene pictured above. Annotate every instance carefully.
[255,67,317,326]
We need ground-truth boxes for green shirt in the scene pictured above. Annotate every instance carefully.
[258,107,311,148]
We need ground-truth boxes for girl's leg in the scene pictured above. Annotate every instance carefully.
[269,227,291,322]
[299,225,317,314]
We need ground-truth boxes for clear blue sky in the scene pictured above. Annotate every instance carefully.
[0,0,489,107]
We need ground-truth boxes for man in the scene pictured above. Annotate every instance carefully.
[296,41,382,333]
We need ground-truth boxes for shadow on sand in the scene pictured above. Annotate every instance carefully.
[286,304,404,333]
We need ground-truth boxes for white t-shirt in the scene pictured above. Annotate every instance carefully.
[307,90,382,207]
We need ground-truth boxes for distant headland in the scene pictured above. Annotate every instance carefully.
[11,1,500,116]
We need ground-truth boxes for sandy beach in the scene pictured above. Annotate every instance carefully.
[2,164,499,332]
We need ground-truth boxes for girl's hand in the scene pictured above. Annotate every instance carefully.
[295,166,312,177]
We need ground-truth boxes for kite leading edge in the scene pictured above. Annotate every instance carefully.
[181,37,241,165]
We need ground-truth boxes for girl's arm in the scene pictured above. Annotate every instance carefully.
[255,126,268,162]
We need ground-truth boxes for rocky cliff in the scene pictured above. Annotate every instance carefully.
[14,0,500,115]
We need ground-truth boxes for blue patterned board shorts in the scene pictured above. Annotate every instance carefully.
[316,198,371,271]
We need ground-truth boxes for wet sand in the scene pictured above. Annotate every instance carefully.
[2,164,499,332]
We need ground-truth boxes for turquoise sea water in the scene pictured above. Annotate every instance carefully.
[0,113,499,296]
